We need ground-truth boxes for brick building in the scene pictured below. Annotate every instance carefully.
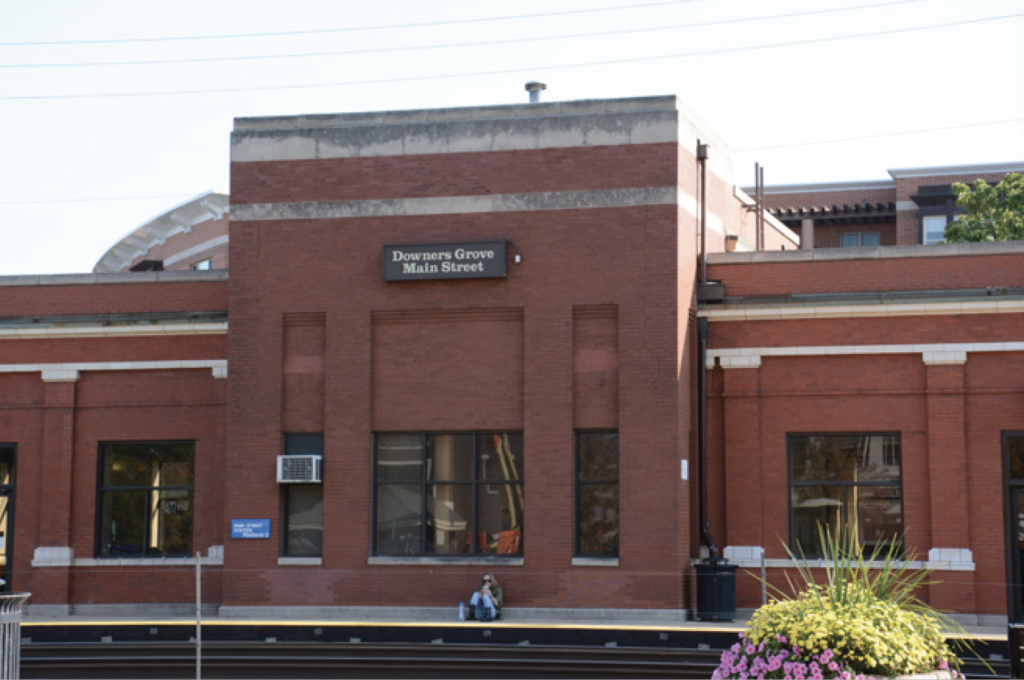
[2,94,1022,624]
[702,243,1024,624]
[756,162,1023,249]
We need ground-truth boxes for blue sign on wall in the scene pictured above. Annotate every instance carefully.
[231,518,271,539]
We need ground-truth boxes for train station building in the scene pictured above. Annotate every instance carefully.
[1,94,1021,625]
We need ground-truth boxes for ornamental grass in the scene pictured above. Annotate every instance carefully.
[712,523,979,679]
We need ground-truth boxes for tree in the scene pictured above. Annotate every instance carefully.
[944,172,1024,242]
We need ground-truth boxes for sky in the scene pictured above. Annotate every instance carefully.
[1,0,1022,276]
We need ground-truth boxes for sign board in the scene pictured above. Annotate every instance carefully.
[231,518,271,539]
[383,241,507,281]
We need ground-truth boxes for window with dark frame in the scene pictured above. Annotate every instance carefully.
[788,434,902,558]
[0,444,15,591]
[374,433,523,557]
[97,441,194,558]
[575,431,619,558]
[1003,433,1024,622]
[840,232,881,248]
[282,433,324,557]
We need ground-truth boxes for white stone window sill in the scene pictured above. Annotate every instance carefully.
[368,556,524,566]
[572,557,619,567]
[32,546,225,568]
[36,556,227,567]
[278,557,323,566]
[713,546,975,572]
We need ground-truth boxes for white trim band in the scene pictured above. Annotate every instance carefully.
[0,322,227,340]
[709,342,1024,368]
[0,359,227,380]
[700,299,1024,322]
[231,187,679,222]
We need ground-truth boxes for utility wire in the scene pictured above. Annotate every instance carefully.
[734,118,1024,152]
[0,0,936,69]
[0,0,715,46]
[0,193,198,206]
[2,12,1019,101]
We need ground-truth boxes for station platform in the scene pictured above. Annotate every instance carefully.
[19,607,1008,643]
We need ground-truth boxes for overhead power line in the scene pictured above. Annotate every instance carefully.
[0,0,713,46]
[2,13,1020,101]
[0,0,935,69]
[734,118,1024,153]
[0,193,196,206]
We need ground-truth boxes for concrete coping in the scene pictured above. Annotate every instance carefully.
[0,270,228,288]
[708,240,1024,265]
[233,96,682,131]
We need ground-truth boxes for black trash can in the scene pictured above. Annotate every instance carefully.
[695,558,737,621]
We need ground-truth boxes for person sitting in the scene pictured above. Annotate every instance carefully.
[467,572,502,621]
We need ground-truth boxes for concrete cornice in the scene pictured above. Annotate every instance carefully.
[745,179,894,195]
[234,96,682,131]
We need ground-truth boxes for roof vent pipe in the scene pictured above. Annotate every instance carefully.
[525,81,547,103]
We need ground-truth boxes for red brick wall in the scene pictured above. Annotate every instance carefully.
[0,280,227,317]
[808,222,898,249]
[711,251,1024,298]
[761,187,896,212]
[230,145,680,205]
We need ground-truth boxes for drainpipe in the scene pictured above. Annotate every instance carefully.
[696,141,717,558]
[694,143,735,622]
[697,316,717,559]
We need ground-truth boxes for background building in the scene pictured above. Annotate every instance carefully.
[756,162,1022,249]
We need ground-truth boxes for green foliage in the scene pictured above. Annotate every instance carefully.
[745,524,975,677]
[748,586,955,677]
[945,173,1024,242]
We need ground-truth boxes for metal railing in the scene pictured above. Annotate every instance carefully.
[0,593,30,680]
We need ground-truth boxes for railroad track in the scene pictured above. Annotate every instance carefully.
[23,641,720,679]
[21,640,1010,679]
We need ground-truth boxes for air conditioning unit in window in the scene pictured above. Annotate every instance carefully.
[277,455,323,483]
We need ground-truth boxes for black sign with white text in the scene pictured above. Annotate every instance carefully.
[383,241,508,281]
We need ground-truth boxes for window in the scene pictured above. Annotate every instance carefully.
[374,433,523,557]
[788,434,902,557]
[923,216,947,245]
[97,441,194,557]
[0,444,14,591]
[1004,433,1024,621]
[575,431,619,557]
[840,232,880,248]
[283,433,323,557]
[190,258,212,271]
